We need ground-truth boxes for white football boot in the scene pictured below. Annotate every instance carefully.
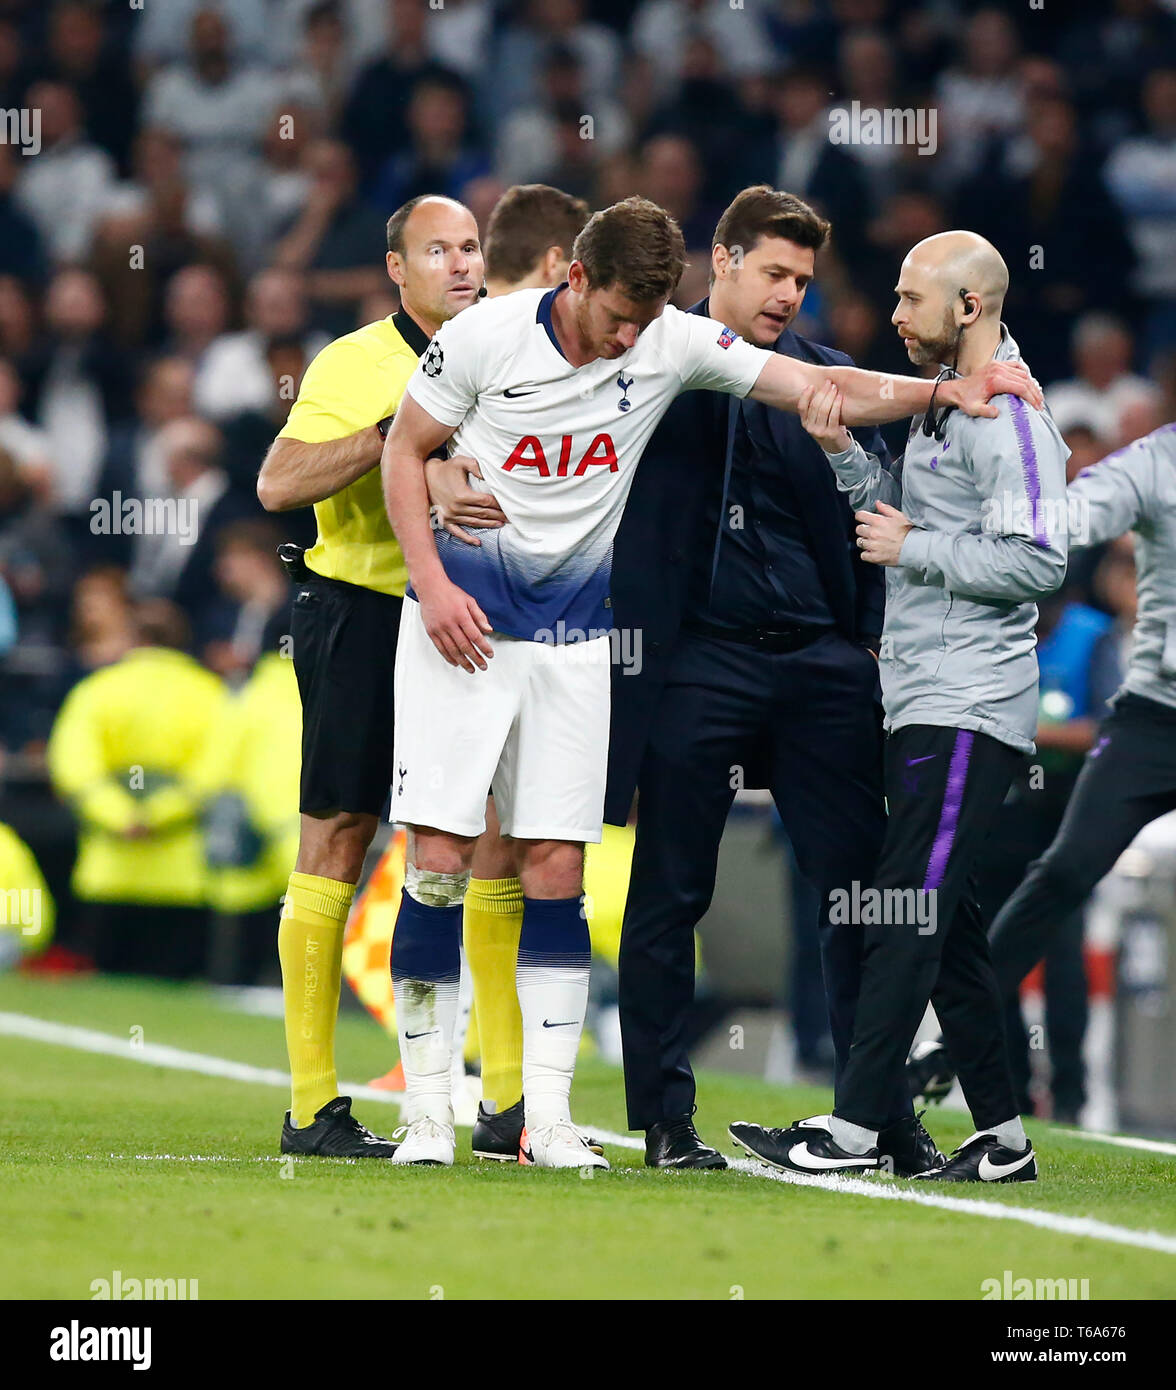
[390,1113,456,1166]
[520,1118,609,1170]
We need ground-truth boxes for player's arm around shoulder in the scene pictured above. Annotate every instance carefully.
[256,337,390,512]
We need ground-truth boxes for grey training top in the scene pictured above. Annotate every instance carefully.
[823,327,1070,754]
[1068,421,1176,713]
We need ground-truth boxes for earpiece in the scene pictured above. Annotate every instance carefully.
[477,285,487,298]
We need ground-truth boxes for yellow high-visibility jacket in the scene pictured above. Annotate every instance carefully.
[197,652,302,914]
[47,647,226,905]
[0,820,55,953]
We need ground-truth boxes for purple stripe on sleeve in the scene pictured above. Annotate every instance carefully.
[923,730,974,892]
[1009,394,1050,548]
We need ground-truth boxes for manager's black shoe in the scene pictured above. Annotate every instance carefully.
[906,1038,956,1106]
[645,1114,728,1169]
[729,1116,879,1176]
[280,1096,399,1157]
[912,1131,1037,1183]
[878,1110,945,1177]
[473,1098,604,1161]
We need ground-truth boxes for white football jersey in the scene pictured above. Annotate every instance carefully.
[403,286,767,640]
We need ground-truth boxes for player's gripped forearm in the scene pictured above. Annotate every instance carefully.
[751,356,937,427]
[382,447,447,590]
[257,429,383,511]
[820,365,936,427]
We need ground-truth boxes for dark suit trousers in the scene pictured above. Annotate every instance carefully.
[618,629,900,1130]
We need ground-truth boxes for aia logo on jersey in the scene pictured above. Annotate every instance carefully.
[617,372,634,412]
[502,433,618,477]
[717,325,738,349]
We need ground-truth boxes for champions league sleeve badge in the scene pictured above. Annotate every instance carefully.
[423,340,444,377]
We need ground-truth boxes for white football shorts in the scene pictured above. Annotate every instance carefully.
[391,597,610,843]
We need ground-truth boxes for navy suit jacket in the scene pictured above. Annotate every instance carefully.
[604,302,890,825]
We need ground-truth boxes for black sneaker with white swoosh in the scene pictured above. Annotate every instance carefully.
[911,1131,1037,1183]
[728,1116,880,1175]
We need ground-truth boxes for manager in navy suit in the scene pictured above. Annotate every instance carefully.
[607,187,933,1172]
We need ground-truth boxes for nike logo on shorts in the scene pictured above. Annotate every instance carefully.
[404,1029,438,1040]
[503,386,539,398]
[906,754,937,766]
[542,1019,577,1028]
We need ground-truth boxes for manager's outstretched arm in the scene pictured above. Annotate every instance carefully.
[749,352,1042,426]
[381,394,493,673]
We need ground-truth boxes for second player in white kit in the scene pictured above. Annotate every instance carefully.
[380,197,1042,1169]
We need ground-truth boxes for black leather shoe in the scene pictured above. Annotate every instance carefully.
[645,1113,727,1169]
[912,1131,1037,1183]
[729,1117,879,1175]
[877,1110,945,1176]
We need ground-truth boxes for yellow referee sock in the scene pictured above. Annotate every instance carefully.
[464,876,524,1112]
[279,871,354,1128]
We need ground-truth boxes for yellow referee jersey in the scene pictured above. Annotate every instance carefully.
[279,311,431,596]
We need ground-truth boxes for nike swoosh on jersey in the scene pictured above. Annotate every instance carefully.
[788,1141,875,1171]
[977,1149,1034,1180]
[906,754,937,765]
[404,1029,438,1040]
[503,386,539,398]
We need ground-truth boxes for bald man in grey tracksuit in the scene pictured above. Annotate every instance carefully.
[729,230,1070,1182]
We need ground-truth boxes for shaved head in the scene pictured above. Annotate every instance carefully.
[903,230,1009,317]
[892,229,1009,369]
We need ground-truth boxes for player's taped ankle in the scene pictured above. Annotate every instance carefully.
[405,862,470,909]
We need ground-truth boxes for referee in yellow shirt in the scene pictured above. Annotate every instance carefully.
[257,195,484,1156]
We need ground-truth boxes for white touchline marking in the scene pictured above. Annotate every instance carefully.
[724,1159,1176,1255]
[1062,1128,1176,1158]
[3,1010,1173,1254]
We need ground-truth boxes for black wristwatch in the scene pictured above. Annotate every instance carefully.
[375,414,395,439]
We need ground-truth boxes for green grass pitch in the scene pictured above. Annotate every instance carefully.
[1,974,1173,1300]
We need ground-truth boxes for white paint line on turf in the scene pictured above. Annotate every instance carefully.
[4,1009,1174,1256]
[1062,1128,1176,1157]
[723,1158,1176,1255]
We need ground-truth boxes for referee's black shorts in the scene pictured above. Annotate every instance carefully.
[290,568,402,818]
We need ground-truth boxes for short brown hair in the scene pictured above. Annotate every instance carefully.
[572,197,686,302]
[386,196,429,256]
[712,186,831,264]
[484,184,590,284]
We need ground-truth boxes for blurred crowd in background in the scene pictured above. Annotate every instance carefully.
[0,0,1173,1117]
